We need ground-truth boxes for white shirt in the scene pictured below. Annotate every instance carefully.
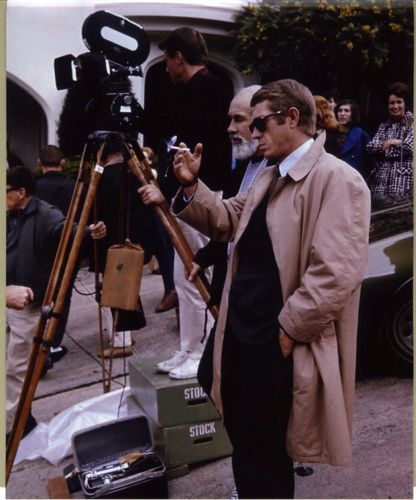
[278,138,314,177]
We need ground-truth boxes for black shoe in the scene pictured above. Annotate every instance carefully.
[41,355,54,377]
[6,412,37,444]
[23,412,37,438]
[50,345,68,363]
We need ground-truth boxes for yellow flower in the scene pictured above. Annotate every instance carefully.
[389,23,402,32]
[346,41,354,50]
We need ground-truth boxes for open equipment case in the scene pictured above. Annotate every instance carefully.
[71,415,168,498]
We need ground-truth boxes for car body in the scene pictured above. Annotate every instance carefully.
[357,199,413,377]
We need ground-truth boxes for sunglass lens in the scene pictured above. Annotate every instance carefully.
[250,117,264,133]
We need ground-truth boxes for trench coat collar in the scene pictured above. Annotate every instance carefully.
[249,131,326,209]
[285,131,326,182]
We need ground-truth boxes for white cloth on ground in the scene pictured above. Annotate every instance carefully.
[14,388,130,466]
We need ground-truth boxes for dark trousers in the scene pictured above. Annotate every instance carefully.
[52,258,80,347]
[221,326,294,499]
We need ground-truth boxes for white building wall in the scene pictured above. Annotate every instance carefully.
[7,4,93,143]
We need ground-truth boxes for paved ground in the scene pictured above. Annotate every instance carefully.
[6,265,413,499]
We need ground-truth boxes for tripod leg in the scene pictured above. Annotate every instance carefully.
[105,309,119,392]
[92,196,109,393]
[97,301,109,392]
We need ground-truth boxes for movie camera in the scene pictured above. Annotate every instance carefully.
[54,10,150,135]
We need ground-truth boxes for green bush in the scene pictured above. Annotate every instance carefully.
[232,0,413,96]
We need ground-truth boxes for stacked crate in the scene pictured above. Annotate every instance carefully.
[129,357,232,473]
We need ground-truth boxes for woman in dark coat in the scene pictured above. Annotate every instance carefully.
[333,99,371,178]
[366,82,413,204]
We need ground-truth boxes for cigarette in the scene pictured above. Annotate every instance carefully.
[169,146,190,152]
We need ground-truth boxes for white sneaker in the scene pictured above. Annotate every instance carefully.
[169,358,200,380]
[156,351,188,373]
[230,486,239,499]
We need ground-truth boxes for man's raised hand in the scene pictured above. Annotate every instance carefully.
[173,142,203,188]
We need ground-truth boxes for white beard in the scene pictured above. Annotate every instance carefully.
[231,136,259,160]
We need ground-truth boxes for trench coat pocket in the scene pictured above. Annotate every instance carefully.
[289,344,322,457]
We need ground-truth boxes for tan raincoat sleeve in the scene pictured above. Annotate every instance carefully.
[171,180,248,242]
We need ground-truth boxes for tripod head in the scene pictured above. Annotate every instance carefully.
[87,131,147,167]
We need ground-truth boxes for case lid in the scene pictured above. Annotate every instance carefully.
[72,415,154,471]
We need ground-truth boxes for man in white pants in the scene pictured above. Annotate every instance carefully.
[153,27,231,379]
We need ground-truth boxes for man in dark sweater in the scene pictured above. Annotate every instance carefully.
[155,27,231,379]
[158,27,231,198]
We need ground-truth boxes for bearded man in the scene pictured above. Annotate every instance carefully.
[189,85,266,307]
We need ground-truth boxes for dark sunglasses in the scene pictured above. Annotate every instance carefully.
[249,111,284,133]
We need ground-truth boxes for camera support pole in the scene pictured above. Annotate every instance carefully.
[124,140,219,320]
[6,143,107,483]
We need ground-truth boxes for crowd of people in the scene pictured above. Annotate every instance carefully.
[6,24,413,499]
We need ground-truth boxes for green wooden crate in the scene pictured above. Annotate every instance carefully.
[129,357,220,427]
[127,395,232,469]
[153,418,232,469]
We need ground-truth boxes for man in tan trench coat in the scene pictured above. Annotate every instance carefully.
[141,79,371,498]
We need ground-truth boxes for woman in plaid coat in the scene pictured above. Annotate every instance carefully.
[367,82,413,204]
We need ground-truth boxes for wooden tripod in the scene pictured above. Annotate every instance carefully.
[6,133,218,483]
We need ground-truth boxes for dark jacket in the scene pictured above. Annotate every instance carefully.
[339,126,371,178]
[7,197,66,304]
[35,171,75,215]
[159,67,231,199]
[36,170,88,222]
[320,129,339,157]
